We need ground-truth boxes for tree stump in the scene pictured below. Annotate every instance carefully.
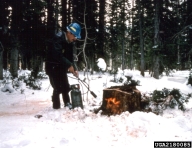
[96,85,141,115]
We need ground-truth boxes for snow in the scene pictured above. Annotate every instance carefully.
[0,69,192,148]
[96,58,107,71]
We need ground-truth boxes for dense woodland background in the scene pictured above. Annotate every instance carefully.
[0,0,192,80]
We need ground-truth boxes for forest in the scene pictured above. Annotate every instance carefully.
[0,0,192,80]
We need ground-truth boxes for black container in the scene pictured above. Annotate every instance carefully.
[70,84,83,109]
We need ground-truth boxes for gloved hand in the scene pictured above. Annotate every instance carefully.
[68,66,79,77]
[73,71,79,78]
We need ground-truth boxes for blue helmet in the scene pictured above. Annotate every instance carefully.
[66,23,81,39]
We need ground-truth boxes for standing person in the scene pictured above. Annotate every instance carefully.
[45,23,81,109]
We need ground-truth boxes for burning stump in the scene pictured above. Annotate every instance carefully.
[95,85,141,115]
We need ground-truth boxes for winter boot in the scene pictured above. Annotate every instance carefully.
[52,95,60,109]
[62,93,72,109]
[65,102,72,110]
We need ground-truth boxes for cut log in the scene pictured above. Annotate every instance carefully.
[95,85,141,115]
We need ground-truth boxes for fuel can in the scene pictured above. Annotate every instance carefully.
[70,84,83,109]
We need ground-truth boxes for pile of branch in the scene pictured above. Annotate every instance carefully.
[140,88,191,114]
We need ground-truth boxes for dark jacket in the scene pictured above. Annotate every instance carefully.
[45,31,75,75]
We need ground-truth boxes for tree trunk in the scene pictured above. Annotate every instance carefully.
[98,0,105,57]
[138,0,145,76]
[0,1,3,79]
[39,56,44,72]
[177,44,180,70]
[130,0,135,70]
[187,0,192,67]
[9,1,22,78]
[10,47,18,78]
[47,0,55,38]
[0,0,9,78]
[55,0,59,33]
[62,0,67,29]
[153,0,160,79]
[3,50,8,70]
[121,0,125,70]
[0,48,3,80]
[153,55,159,79]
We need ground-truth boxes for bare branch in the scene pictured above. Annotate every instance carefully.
[0,42,4,52]
[171,24,192,41]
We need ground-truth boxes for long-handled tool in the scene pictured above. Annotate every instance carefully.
[68,75,97,109]
[77,78,97,98]
[68,75,97,98]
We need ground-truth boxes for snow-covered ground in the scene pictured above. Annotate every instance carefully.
[0,69,192,148]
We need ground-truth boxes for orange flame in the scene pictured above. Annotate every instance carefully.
[105,98,121,114]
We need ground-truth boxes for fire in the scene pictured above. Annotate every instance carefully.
[105,98,121,114]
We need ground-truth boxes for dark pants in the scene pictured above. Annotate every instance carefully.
[47,64,71,106]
